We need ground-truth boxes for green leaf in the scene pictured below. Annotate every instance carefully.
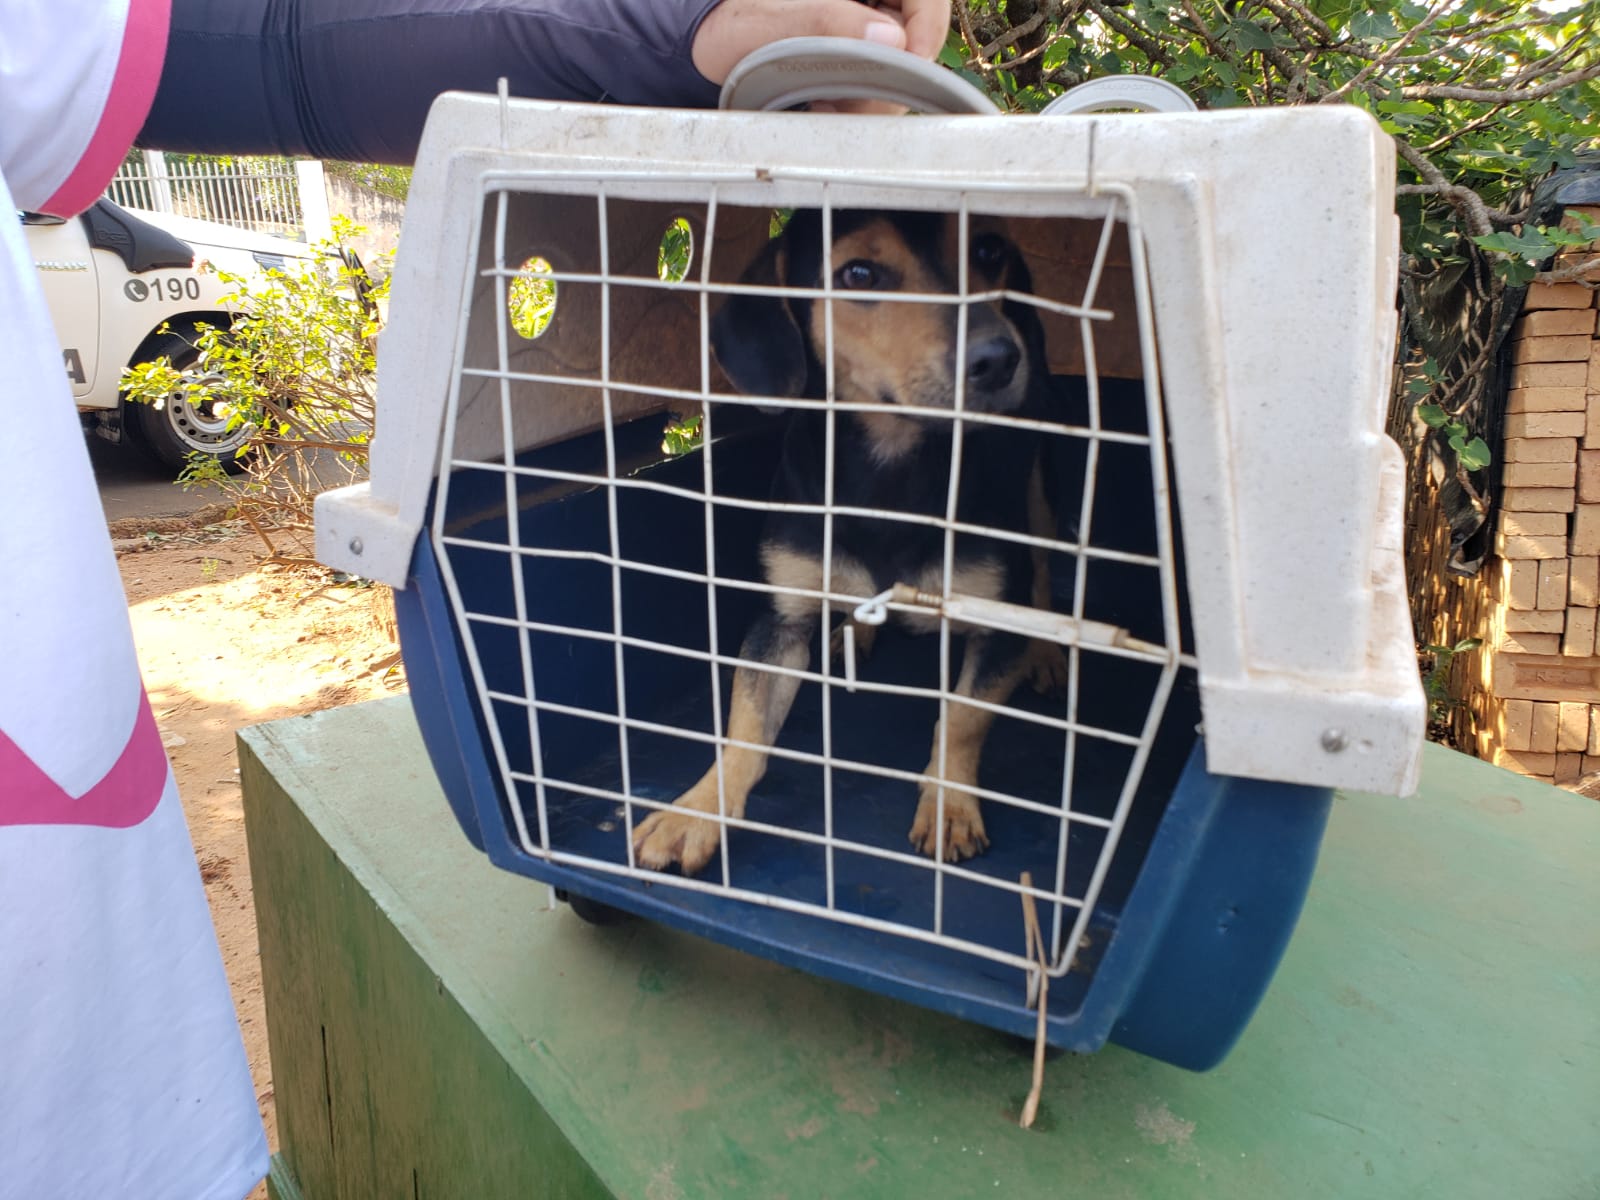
[1014,85,1054,112]
[1227,18,1276,50]
[1377,99,1436,117]
[1349,8,1399,39]
[1545,225,1598,248]
[1496,259,1541,286]
[1417,403,1448,427]
[1472,229,1555,260]
[1167,60,1199,83]
[1457,437,1491,470]
[1565,209,1600,241]
[1041,37,1074,71]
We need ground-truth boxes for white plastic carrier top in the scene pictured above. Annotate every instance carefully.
[316,83,1425,798]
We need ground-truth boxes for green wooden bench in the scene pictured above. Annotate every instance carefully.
[240,697,1599,1199]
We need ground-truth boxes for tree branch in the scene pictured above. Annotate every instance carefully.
[1393,141,1497,238]
[1080,0,1173,64]
[1320,0,1453,104]
[955,3,992,75]
[976,11,1047,60]
[1403,58,1600,102]
[1395,183,1521,231]
[1455,9,1581,45]
[1259,0,1334,44]
[1178,0,1229,61]
[1421,102,1514,156]
[1504,35,1585,89]
[1533,259,1600,286]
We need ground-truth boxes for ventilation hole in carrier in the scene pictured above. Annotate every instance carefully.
[507,255,556,339]
[659,217,702,456]
[657,217,694,283]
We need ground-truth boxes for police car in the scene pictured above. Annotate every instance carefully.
[24,199,321,470]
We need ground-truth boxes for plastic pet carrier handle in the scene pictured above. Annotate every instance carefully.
[719,36,999,114]
[1040,75,1198,115]
[719,40,1196,117]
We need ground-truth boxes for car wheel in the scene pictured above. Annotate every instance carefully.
[127,327,253,473]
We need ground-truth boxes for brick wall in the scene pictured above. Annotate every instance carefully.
[1467,209,1600,784]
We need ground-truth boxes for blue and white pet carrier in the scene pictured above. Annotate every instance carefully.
[317,46,1423,1071]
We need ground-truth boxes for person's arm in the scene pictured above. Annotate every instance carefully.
[5,0,170,216]
[139,0,952,165]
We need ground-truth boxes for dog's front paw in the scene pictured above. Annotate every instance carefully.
[909,784,989,862]
[632,779,731,875]
[1025,639,1071,697]
[633,806,723,876]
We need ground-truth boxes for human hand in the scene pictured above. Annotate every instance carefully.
[691,0,952,87]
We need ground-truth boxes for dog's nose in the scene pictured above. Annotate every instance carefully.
[966,337,1021,393]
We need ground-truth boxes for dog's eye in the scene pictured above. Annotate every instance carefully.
[971,235,1010,272]
[835,260,881,290]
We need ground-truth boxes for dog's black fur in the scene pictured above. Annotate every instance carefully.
[632,210,1057,875]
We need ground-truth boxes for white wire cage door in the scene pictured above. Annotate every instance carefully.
[427,173,1200,990]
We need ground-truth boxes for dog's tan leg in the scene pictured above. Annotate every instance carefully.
[1024,638,1070,696]
[909,638,1027,862]
[633,614,810,875]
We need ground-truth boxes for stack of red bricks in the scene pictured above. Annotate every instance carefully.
[1477,238,1600,783]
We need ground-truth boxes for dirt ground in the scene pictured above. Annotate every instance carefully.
[114,511,405,1193]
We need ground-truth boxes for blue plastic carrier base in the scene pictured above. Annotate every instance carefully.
[396,414,1332,1072]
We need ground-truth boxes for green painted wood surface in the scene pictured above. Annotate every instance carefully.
[240,698,1600,1200]
[242,707,610,1200]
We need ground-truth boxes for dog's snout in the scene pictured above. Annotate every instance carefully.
[966,337,1021,393]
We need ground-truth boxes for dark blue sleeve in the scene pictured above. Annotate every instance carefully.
[140,0,724,164]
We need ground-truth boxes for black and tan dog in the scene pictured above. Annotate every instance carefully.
[632,209,1056,876]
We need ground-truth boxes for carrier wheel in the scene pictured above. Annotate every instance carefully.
[556,889,633,926]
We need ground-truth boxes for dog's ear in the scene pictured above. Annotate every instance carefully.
[711,236,808,408]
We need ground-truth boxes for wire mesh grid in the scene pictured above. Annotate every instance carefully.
[427,172,1193,986]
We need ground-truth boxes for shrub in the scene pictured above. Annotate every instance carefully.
[122,216,390,563]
